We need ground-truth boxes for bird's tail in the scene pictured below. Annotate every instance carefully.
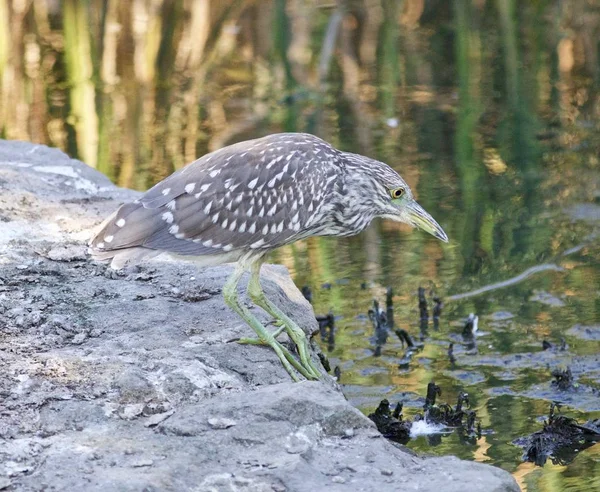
[88,202,162,269]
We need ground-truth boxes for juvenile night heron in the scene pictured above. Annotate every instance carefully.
[89,133,448,381]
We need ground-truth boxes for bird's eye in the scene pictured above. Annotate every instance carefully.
[390,188,405,199]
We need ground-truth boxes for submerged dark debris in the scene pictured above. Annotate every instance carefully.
[462,313,478,338]
[417,287,430,339]
[542,337,568,352]
[368,299,389,356]
[418,287,428,322]
[551,367,575,391]
[367,399,412,444]
[307,279,599,464]
[317,352,331,373]
[368,381,481,445]
[366,288,427,363]
[448,342,456,365]
[432,296,443,330]
[459,313,479,354]
[386,287,394,329]
[316,312,335,352]
[394,328,415,348]
[394,329,422,368]
[515,403,600,466]
[301,285,312,304]
[423,384,479,437]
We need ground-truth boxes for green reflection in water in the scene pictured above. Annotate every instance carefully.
[1,1,599,490]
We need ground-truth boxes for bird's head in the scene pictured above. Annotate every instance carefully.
[377,179,449,243]
[344,152,448,243]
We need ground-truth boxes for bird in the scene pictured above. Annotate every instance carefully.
[89,133,448,381]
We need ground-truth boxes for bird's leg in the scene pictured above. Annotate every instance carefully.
[237,324,285,344]
[223,265,312,381]
[247,262,322,380]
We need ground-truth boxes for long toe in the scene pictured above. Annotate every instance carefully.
[269,340,302,382]
[278,341,317,381]
[235,337,269,346]
[301,345,323,380]
[240,336,315,381]
[283,325,322,379]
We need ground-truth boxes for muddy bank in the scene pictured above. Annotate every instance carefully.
[0,140,518,491]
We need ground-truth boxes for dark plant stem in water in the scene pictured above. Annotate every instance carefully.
[425,381,442,409]
[515,403,600,467]
[418,287,428,322]
[448,342,456,365]
[386,287,394,328]
[316,312,335,352]
[433,297,443,330]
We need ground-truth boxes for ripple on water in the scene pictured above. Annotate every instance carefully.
[341,384,398,409]
[409,420,449,438]
[567,324,600,341]
[486,386,514,397]
[444,369,487,386]
[520,382,600,412]
[488,311,515,321]
[491,370,518,381]
[359,366,390,377]
[529,290,566,307]
[565,203,600,222]
[342,385,425,410]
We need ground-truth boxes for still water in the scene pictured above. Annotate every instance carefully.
[2,1,599,490]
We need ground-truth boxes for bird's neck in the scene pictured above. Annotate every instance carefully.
[328,178,378,237]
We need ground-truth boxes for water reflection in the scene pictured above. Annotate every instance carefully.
[1,1,599,490]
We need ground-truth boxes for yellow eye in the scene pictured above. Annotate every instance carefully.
[390,188,404,199]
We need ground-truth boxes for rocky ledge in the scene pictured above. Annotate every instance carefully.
[0,140,519,491]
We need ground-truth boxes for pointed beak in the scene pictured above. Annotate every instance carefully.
[405,200,448,243]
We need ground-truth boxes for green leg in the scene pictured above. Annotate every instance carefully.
[238,324,285,344]
[223,264,313,381]
[247,262,322,380]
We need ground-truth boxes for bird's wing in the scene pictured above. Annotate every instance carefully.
[90,134,342,256]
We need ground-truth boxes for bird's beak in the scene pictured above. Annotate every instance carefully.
[405,200,448,243]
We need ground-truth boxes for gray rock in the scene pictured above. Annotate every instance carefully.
[207,417,237,429]
[284,430,313,454]
[46,244,89,262]
[144,410,175,428]
[0,140,519,492]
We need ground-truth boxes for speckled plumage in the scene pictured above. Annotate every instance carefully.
[89,133,413,268]
[89,132,447,381]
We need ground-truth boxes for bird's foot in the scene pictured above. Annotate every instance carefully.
[263,318,322,380]
[236,324,285,345]
[224,264,318,382]
[236,335,317,381]
[284,327,322,380]
[236,337,267,346]
[249,320,322,380]
[244,266,322,381]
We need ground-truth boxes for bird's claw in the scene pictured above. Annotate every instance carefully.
[236,334,320,381]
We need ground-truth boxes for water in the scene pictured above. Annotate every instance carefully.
[1,1,599,490]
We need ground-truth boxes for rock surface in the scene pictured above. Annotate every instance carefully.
[0,140,519,491]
